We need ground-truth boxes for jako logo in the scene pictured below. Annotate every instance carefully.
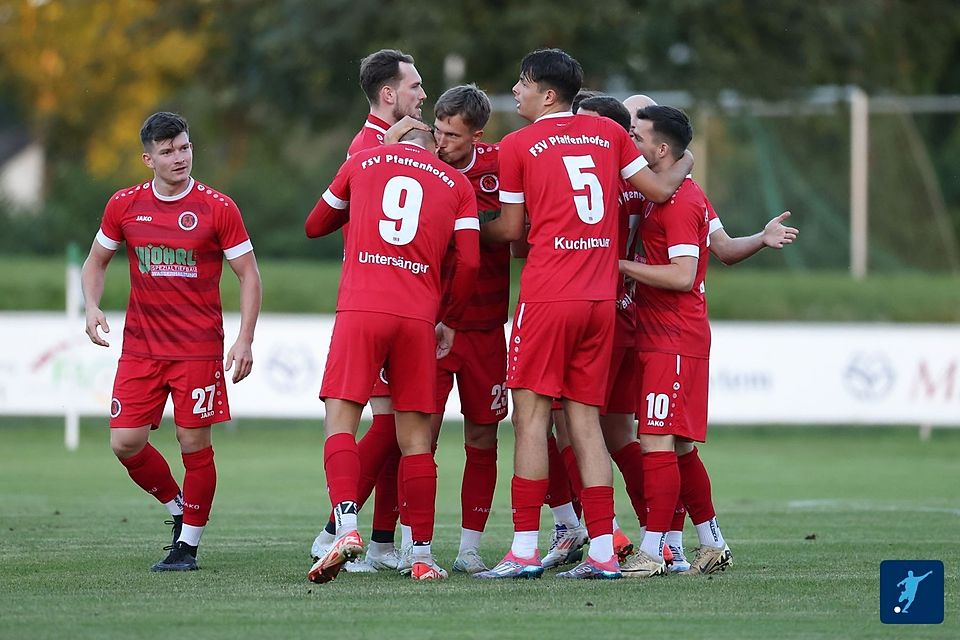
[135,215,153,222]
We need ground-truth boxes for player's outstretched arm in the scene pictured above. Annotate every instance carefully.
[224,251,262,383]
[626,150,694,203]
[81,240,116,347]
[619,256,698,292]
[711,211,798,265]
[383,116,431,145]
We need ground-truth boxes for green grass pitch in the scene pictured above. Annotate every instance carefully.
[1,419,957,639]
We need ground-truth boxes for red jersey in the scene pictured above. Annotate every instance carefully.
[347,114,390,158]
[633,177,711,358]
[615,182,645,348]
[96,178,252,360]
[306,142,480,325]
[499,112,647,302]
[439,142,511,330]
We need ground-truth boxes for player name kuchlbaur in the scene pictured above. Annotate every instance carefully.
[358,250,430,274]
[528,134,611,156]
[359,154,456,188]
[554,236,612,250]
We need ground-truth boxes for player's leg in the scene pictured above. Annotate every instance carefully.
[368,393,402,552]
[602,412,641,560]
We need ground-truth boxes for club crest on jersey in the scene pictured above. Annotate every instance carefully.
[110,398,122,418]
[479,174,499,193]
[178,211,198,231]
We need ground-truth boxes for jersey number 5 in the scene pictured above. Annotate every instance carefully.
[379,175,423,245]
[562,155,604,224]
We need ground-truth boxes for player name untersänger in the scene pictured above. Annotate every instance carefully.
[528,135,611,156]
[359,154,456,188]
[358,251,430,274]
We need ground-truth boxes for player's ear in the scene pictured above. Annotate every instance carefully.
[381,84,395,106]
[142,151,154,170]
[472,128,484,144]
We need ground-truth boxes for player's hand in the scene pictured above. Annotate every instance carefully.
[762,211,799,249]
[384,116,431,145]
[85,307,110,347]
[225,338,254,383]
[435,322,455,360]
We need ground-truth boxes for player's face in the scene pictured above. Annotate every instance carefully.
[434,114,480,169]
[633,119,665,169]
[512,74,543,122]
[393,62,426,121]
[142,132,192,189]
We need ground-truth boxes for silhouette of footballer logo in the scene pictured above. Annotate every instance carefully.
[479,174,499,193]
[880,560,944,624]
[110,398,122,418]
[843,352,895,401]
[178,211,199,231]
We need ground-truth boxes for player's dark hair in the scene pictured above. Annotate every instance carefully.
[636,105,693,159]
[434,84,492,131]
[400,126,435,148]
[518,48,583,105]
[140,112,188,149]
[360,49,416,105]
[571,89,602,114]
[576,96,631,133]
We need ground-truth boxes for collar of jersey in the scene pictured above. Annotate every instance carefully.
[458,147,477,173]
[535,111,574,123]
[152,177,195,202]
[399,141,426,150]
[365,114,390,134]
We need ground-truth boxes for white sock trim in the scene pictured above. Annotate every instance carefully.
[178,524,204,547]
[550,502,580,528]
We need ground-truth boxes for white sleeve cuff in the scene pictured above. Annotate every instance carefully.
[668,243,700,259]
[454,217,481,231]
[224,239,254,260]
[499,190,524,204]
[709,218,724,234]
[96,229,120,250]
[620,155,649,179]
[322,188,349,210]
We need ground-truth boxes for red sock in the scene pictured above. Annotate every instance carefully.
[678,447,716,524]
[181,446,216,527]
[559,446,584,503]
[355,415,396,506]
[580,485,614,540]
[401,453,437,543]
[373,445,401,533]
[642,450,679,533]
[462,445,497,532]
[397,458,408,527]
[323,432,359,507]
[118,442,181,504]
[545,436,572,507]
[611,441,646,527]
[512,475,549,532]
[671,500,687,531]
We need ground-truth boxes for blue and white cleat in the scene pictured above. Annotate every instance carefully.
[542,524,589,569]
[556,555,622,580]
[667,544,691,573]
[473,550,544,579]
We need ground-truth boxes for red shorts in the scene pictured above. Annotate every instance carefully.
[636,351,709,442]
[602,346,637,416]
[435,327,507,424]
[370,371,391,398]
[507,300,615,407]
[109,356,230,429]
[321,311,436,413]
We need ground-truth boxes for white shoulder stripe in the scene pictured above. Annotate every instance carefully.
[224,239,254,260]
[621,155,649,179]
[668,244,700,259]
[499,190,524,204]
[96,229,120,250]
[455,217,480,231]
[322,189,349,210]
[709,218,724,234]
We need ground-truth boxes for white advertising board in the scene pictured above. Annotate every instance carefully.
[1,314,957,427]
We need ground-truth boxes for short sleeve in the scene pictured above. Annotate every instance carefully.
[96,195,125,249]
[663,187,704,259]
[615,125,647,179]
[498,133,524,205]
[216,197,253,259]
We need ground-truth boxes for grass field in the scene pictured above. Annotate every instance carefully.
[3,254,960,321]
[1,419,957,639]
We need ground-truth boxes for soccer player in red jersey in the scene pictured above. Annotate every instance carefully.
[418,85,510,574]
[81,112,262,572]
[310,49,427,572]
[617,105,731,577]
[475,49,692,580]
[305,127,480,583]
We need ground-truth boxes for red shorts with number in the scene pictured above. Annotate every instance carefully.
[602,345,637,416]
[636,351,709,442]
[507,300,615,407]
[435,327,508,424]
[109,355,230,429]
[321,311,436,413]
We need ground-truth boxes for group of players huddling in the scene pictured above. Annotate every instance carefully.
[82,46,796,581]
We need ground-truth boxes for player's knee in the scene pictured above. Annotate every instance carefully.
[464,425,497,449]
[110,437,144,460]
